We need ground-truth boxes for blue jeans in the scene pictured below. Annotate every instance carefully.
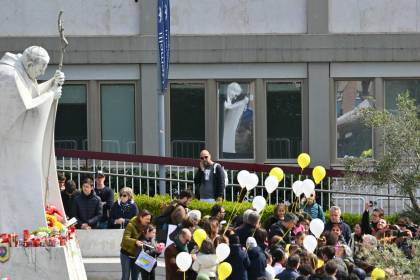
[120,252,140,280]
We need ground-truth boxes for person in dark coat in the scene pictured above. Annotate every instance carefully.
[61,179,80,219]
[94,170,115,229]
[361,202,384,235]
[246,237,267,280]
[269,212,298,246]
[74,178,102,229]
[109,187,138,229]
[165,228,192,280]
[276,254,300,280]
[324,206,352,244]
[235,210,260,247]
[226,234,250,280]
[193,149,225,202]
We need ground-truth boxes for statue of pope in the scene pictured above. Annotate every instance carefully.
[0,46,65,233]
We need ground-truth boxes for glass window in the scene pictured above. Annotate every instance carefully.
[336,80,373,158]
[218,81,254,159]
[170,83,205,159]
[385,79,420,112]
[266,82,302,159]
[55,84,87,150]
[101,84,135,154]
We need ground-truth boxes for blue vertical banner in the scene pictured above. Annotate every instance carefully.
[158,0,170,93]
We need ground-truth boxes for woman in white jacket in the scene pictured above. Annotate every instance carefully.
[192,239,218,280]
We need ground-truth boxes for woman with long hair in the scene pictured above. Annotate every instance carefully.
[120,209,152,280]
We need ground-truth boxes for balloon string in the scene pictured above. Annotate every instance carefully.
[223,189,247,235]
[184,271,185,280]
[273,227,293,248]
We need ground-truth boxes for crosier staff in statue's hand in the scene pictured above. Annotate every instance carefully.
[44,11,68,205]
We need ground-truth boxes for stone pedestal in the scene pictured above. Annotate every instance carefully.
[0,239,87,279]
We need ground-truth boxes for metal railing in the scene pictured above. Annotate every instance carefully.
[55,149,419,215]
[171,140,205,159]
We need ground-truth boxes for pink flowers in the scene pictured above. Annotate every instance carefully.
[155,242,165,253]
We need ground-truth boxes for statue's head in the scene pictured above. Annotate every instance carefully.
[227,82,242,101]
[21,46,50,80]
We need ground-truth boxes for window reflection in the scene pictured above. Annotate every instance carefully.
[385,80,420,112]
[218,82,254,159]
[336,80,373,158]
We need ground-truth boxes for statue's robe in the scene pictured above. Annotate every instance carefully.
[223,98,248,154]
[0,52,65,233]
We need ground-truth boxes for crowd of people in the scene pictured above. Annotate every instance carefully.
[57,149,419,280]
[117,190,418,280]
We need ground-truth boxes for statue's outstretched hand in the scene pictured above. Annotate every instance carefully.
[54,70,65,86]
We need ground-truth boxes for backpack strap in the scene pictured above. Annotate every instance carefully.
[213,163,220,174]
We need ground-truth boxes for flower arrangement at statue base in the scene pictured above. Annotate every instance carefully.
[0,205,76,248]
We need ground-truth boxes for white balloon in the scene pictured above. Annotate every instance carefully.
[302,179,315,198]
[252,196,267,214]
[246,173,259,191]
[309,218,325,238]
[176,252,192,272]
[292,180,304,196]
[264,175,279,194]
[303,235,318,253]
[237,170,250,189]
[216,243,230,263]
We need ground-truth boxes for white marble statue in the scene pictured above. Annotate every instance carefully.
[222,82,249,154]
[0,46,65,233]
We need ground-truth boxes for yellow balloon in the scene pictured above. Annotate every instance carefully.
[371,268,385,280]
[316,258,324,269]
[285,244,291,255]
[218,262,232,280]
[297,153,310,170]
[269,167,284,182]
[193,229,207,248]
[312,165,326,184]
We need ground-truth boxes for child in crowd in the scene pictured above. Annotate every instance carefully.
[331,223,347,245]
[294,231,306,248]
[192,239,218,279]
[271,248,287,275]
[264,252,276,280]
[324,260,338,280]
[138,225,164,280]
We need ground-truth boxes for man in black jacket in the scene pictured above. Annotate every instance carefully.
[75,178,102,229]
[246,236,267,280]
[324,206,352,244]
[94,170,114,229]
[236,210,260,247]
[269,212,298,246]
[194,149,225,202]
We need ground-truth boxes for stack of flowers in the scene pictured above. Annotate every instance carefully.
[0,205,76,248]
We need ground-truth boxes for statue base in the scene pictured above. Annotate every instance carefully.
[0,238,87,279]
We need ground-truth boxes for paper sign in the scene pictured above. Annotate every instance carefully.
[165,224,177,248]
[135,251,157,272]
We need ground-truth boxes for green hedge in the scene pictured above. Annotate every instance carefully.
[126,194,397,229]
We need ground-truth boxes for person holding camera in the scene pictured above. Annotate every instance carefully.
[361,202,384,236]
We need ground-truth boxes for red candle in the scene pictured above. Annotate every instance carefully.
[23,229,30,241]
